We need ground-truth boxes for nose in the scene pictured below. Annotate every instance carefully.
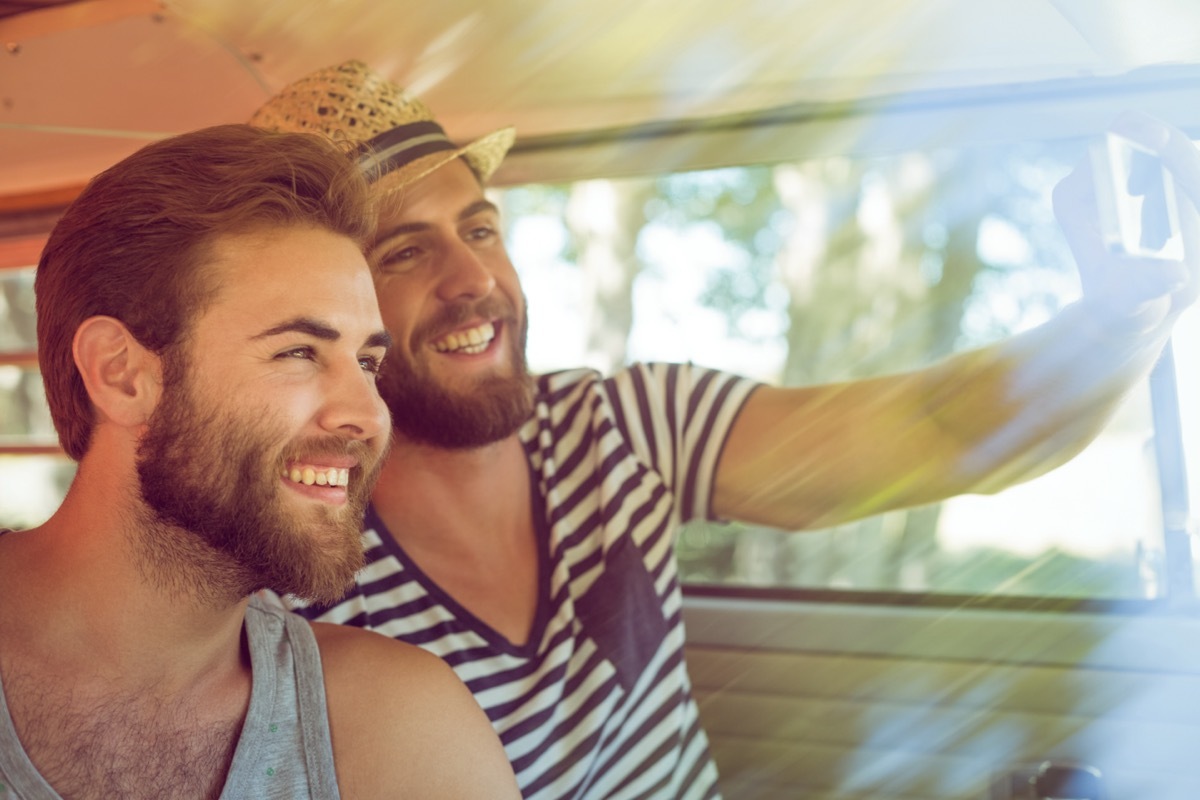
[317,361,390,442]
[436,238,496,302]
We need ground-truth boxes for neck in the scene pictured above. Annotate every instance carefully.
[384,430,521,481]
[371,431,541,645]
[0,462,250,693]
[372,432,531,546]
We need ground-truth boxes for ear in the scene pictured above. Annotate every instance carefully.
[72,316,163,429]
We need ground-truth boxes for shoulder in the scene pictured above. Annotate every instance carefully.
[603,361,757,398]
[311,623,520,798]
[311,624,466,724]
[534,363,685,411]
[599,362,760,429]
[311,620,448,691]
[534,365,602,398]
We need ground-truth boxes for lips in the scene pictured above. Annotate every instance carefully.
[430,321,497,355]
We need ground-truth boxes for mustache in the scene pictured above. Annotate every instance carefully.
[411,297,518,347]
[280,436,384,471]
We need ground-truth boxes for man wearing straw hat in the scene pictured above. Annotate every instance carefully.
[0,124,518,799]
[252,61,1200,798]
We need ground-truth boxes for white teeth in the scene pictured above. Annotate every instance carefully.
[284,465,352,488]
[432,322,495,354]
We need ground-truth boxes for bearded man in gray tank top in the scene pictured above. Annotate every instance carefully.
[0,124,519,799]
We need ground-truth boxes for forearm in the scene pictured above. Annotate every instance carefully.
[717,114,1198,531]
[714,301,1172,531]
[924,299,1171,493]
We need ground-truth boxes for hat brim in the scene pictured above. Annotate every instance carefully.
[369,126,516,201]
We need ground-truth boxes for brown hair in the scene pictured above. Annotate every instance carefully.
[36,123,374,460]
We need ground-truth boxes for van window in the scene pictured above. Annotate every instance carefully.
[0,264,73,529]
[493,133,1186,602]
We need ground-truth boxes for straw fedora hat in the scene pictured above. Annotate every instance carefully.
[249,60,515,199]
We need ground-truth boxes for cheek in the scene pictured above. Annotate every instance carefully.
[492,253,520,282]
[503,280,528,320]
[374,281,423,330]
[248,380,327,424]
[492,258,523,296]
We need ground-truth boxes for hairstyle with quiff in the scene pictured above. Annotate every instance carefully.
[36,123,375,461]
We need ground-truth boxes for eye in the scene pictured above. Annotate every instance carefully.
[358,354,385,377]
[276,346,316,362]
[464,223,498,244]
[371,243,422,273]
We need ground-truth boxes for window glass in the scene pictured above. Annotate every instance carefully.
[0,268,37,353]
[0,267,67,531]
[0,364,56,442]
[0,455,75,531]
[497,136,1169,600]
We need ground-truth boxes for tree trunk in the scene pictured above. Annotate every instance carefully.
[565,178,654,374]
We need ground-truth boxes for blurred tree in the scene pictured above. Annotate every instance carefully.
[504,137,1132,599]
[566,178,655,372]
[666,141,1099,595]
[0,272,39,441]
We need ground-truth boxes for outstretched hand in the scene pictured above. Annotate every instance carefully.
[1053,111,1200,337]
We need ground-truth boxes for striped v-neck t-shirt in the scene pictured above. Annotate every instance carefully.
[289,363,758,799]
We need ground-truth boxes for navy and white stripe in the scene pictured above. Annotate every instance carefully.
[354,120,457,182]
[291,363,758,799]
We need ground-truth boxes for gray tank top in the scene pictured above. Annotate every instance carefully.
[0,594,340,799]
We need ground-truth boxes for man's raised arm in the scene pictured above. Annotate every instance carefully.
[714,112,1200,531]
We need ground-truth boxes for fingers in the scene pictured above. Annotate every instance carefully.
[1054,130,1196,329]
[1111,112,1200,207]
[1139,119,1200,272]
[1119,259,1191,299]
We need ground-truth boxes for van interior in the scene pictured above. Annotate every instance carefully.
[4,2,1200,797]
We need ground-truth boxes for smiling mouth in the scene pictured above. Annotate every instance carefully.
[430,321,496,355]
[281,465,351,487]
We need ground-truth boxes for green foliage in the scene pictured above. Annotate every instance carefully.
[645,167,784,339]
[503,136,1146,601]
[499,183,578,263]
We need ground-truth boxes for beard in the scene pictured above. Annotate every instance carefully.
[378,296,535,449]
[135,363,383,606]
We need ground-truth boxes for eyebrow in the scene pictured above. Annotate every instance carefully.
[365,330,394,351]
[252,316,393,352]
[374,199,500,243]
[459,199,500,221]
